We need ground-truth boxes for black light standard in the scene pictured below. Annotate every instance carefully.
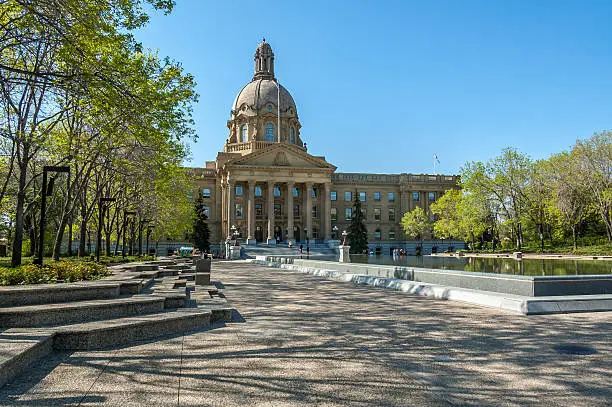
[122,211,136,259]
[96,197,116,262]
[34,166,70,266]
[332,225,339,240]
[146,224,154,257]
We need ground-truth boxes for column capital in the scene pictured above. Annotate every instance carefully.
[267,180,275,187]
[286,180,295,186]
[248,180,257,187]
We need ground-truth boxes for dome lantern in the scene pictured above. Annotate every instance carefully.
[254,39,275,80]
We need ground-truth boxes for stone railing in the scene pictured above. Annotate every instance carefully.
[224,141,307,153]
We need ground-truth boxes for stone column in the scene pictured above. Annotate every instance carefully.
[323,182,331,240]
[227,180,234,239]
[247,181,256,244]
[220,181,227,241]
[266,181,275,245]
[287,181,294,241]
[305,182,312,243]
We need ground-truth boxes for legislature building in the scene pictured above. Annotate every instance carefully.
[189,40,459,252]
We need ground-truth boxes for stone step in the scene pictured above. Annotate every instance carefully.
[0,329,54,388]
[0,296,167,328]
[0,282,122,307]
[52,308,212,350]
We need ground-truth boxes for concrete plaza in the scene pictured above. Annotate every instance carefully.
[0,261,610,406]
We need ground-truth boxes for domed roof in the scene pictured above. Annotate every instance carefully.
[232,79,297,114]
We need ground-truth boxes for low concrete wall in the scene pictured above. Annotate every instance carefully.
[263,258,612,297]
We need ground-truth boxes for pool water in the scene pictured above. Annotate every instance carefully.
[349,255,612,276]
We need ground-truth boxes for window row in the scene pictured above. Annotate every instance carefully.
[239,123,297,144]
[330,191,437,202]
[203,187,437,203]
[332,207,395,221]
[234,185,318,198]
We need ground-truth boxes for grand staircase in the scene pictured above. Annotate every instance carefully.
[0,258,232,389]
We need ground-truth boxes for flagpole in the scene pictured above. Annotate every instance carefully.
[277,80,281,143]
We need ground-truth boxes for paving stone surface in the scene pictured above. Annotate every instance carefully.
[0,261,610,406]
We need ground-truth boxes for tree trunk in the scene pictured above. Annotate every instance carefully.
[78,204,87,256]
[52,219,67,261]
[67,219,73,257]
[11,159,29,267]
[572,226,577,250]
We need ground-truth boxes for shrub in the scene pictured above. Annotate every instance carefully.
[0,261,110,286]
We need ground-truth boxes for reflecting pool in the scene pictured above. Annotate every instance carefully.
[349,255,612,276]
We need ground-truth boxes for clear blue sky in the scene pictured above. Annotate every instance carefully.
[135,0,612,175]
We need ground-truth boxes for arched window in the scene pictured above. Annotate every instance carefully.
[265,123,275,141]
[289,127,295,144]
[240,124,248,142]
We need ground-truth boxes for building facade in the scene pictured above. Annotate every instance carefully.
[189,40,459,251]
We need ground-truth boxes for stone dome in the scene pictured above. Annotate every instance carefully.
[232,79,297,114]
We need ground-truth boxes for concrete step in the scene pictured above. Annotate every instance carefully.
[0,296,167,328]
[52,308,212,350]
[0,282,122,307]
[0,329,54,388]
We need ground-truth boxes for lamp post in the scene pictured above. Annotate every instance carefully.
[146,224,154,257]
[122,211,136,259]
[96,197,116,262]
[339,230,350,263]
[34,166,70,266]
[342,230,348,246]
[332,225,339,240]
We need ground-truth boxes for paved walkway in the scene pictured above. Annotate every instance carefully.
[0,261,610,406]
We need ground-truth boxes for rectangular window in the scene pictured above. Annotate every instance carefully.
[428,192,436,201]
[293,187,298,197]
[255,203,263,218]
[312,187,317,198]
[331,191,337,201]
[331,207,337,221]
[375,229,381,240]
[345,208,352,220]
[345,191,352,201]
[274,186,281,197]
[274,203,281,216]
[202,188,211,198]
[388,192,395,202]
[374,192,380,201]
[389,230,395,240]
[388,208,395,221]
[312,228,319,239]
[255,186,263,197]
[412,192,419,201]
[374,208,381,221]
[235,185,243,196]
[293,204,300,218]
[312,205,318,219]
[235,204,243,219]
[202,206,210,218]
[359,191,366,201]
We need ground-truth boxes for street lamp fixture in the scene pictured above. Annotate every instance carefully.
[34,166,70,266]
[342,230,348,246]
[122,211,137,258]
[96,197,116,262]
[332,225,339,240]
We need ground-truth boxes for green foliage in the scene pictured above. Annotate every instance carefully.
[192,194,210,252]
[0,261,110,286]
[347,192,368,254]
[400,207,431,244]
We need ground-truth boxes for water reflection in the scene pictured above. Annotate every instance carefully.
[349,255,612,276]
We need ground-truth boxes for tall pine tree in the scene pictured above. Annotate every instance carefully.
[347,191,368,254]
[192,194,210,252]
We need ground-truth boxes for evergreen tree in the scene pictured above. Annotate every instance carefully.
[192,195,210,252]
[347,191,368,254]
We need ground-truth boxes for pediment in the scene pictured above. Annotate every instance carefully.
[226,145,336,170]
